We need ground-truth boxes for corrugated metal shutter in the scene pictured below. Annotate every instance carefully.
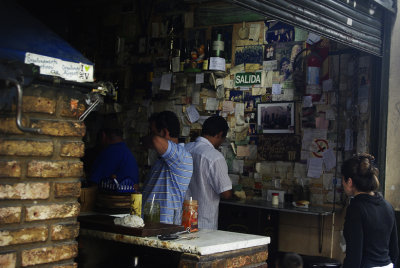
[228,0,386,56]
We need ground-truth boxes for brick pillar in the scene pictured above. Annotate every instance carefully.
[0,84,86,267]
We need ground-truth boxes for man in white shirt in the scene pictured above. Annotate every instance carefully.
[185,115,232,230]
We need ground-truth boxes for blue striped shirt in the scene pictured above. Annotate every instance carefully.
[142,141,193,224]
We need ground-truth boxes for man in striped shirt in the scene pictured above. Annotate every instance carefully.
[142,111,193,224]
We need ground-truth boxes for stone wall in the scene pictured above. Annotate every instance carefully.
[0,84,86,267]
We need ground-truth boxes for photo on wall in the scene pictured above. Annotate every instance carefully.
[257,102,295,133]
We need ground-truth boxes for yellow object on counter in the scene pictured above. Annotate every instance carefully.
[130,193,142,217]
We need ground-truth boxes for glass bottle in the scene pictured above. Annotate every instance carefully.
[202,40,210,71]
[212,33,225,58]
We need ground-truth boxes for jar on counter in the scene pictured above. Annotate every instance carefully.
[182,199,198,232]
[272,193,279,206]
[130,193,142,217]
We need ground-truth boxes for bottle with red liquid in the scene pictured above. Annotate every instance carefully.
[182,198,198,232]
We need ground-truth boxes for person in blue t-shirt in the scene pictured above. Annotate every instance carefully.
[89,122,139,191]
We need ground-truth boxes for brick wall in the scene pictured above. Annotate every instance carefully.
[0,84,86,267]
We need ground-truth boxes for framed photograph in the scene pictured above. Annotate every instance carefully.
[257,102,295,133]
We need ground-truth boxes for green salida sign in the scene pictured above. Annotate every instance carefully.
[234,72,262,87]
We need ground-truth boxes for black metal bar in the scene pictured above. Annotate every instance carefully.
[317,0,383,28]
[268,0,382,38]
[377,11,394,195]
[230,0,383,56]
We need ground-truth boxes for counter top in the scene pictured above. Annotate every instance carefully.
[220,199,336,216]
[80,228,270,256]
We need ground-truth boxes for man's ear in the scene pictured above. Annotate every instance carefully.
[162,128,170,139]
[347,177,353,187]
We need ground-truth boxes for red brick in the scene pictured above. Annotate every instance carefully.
[51,223,79,240]
[0,251,16,268]
[0,117,24,135]
[0,161,21,178]
[21,95,56,114]
[0,226,48,246]
[54,182,81,198]
[59,97,86,118]
[30,120,85,137]
[0,140,53,156]
[21,242,78,266]
[60,142,84,157]
[27,161,83,178]
[0,207,21,224]
[25,203,80,221]
[0,183,50,199]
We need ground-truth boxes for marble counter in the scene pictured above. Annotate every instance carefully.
[80,228,270,256]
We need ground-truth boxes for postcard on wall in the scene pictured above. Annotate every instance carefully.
[264,44,275,60]
[264,20,294,44]
[234,45,263,66]
[229,90,244,102]
[263,60,277,71]
[275,42,303,82]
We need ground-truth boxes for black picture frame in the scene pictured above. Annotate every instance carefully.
[257,102,295,133]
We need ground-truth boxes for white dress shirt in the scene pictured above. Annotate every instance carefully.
[185,137,232,230]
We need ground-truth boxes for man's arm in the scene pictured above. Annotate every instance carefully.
[220,190,232,199]
[152,135,169,155]
[140,135,169,155]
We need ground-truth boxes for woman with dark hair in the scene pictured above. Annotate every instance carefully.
[342,153,398,268]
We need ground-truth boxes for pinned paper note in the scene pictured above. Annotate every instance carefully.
[263,60,277,71]
[323,148,336,171]
[272,84,282,95]
[230,63,245,75]
[160,73,172,91]
[232,159,244,174]
[209,57,226,71]
[196,73,204,84]
[181,126,190,137]
[205,97,218,110]
[236,145,250,157]
[186,105,200,123]
[222,101,234,114]
[306,32,321,45]
[252,87,266,96]
[307,157,323,178]
[249,24,261,41]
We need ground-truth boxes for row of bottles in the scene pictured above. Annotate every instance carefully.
[169,33,225,73]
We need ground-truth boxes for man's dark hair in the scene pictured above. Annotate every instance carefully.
[102,128,123,138]
[101,113,123,138]
[149,111,180,138]
[201,115,229,137]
